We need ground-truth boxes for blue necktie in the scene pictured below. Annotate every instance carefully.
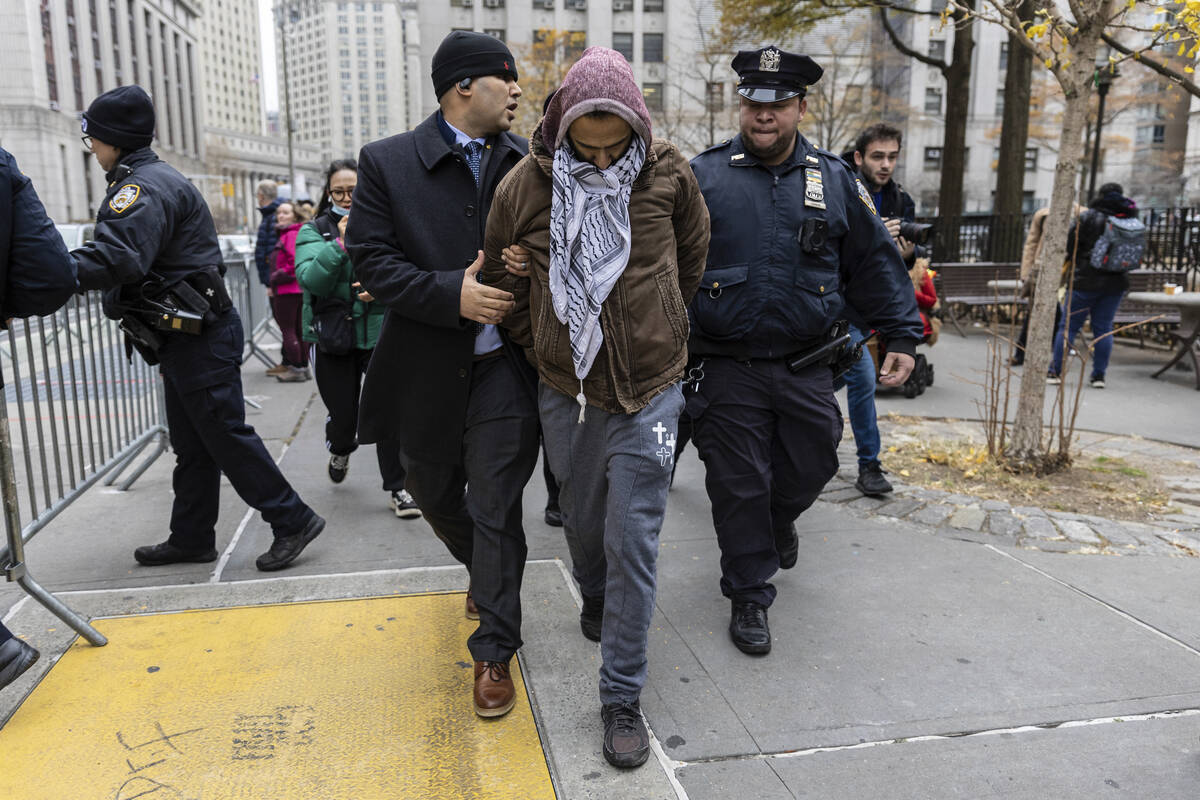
[464,141,482,185]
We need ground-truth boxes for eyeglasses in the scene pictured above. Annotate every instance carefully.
[329,187,355,200]
[80,135,94,149]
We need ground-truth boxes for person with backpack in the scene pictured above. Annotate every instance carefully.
[295,159,419,519]
[1048,183,1145,388]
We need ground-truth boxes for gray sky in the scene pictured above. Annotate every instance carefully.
[258,0,278,112]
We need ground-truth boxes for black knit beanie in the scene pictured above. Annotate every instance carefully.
[431,31,518,99]
[81,85,156,150]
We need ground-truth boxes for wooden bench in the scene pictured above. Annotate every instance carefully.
[931,262,1024,336]
[1111,269,1186,346]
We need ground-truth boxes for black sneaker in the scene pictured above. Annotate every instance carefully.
[580,594,604,642]
[328,454,349,484]
[729,601,771,655]
[855,462,894,496]
[1089,374,1106,389]
[389,490,421,519]
[134,541,219,566]
[0,637,40,691]
[775,522,799,570]
[255,514,326,571]
[601,701,650,768]
[544,504,563,527]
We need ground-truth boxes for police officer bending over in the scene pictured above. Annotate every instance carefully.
[687,48,923,655]
[73,86,325,571]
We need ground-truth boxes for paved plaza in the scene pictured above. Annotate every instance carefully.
[1,328,1198,798]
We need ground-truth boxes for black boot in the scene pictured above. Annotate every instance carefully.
[775,522,798,570]
[729,601,771,655]
[580,594,604,642]
[134,541,219,566]
[855,461,894,496]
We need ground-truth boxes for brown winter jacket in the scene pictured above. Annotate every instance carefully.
[481,122,710,415]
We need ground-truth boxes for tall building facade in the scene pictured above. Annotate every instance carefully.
[1,0,205,222]
[202,0,321,232]
[273,0,412,164]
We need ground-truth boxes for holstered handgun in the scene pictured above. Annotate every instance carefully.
[786,320,871,381]
[120,315,165,366]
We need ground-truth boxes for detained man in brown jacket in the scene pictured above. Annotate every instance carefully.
[481,47,709,769]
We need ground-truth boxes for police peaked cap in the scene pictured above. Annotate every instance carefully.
[733,47,823,103]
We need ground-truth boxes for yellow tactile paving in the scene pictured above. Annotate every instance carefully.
[0,593,556,800]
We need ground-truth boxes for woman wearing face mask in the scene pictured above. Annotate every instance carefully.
[271,200,312,382]
[295,159,419,519]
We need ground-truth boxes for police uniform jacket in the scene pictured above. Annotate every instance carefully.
[688,133,923,361]
[346,112,529,464]
[73,148,231,390]
[0,148,78,324]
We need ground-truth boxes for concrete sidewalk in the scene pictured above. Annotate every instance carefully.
[3,348,1200,798]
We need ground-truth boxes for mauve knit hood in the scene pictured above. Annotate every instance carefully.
[541,47,653,152]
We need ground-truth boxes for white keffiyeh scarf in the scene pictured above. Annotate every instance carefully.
[548,135,647,381]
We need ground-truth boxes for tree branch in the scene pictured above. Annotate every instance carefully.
[1102,32,1200,97]
[878,8,947,71]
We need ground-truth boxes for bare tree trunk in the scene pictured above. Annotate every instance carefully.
[992,0,1033,261]
[937,1,975,260]
[1005,30,1103,469]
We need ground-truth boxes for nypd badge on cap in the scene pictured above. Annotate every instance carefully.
[732,47,824,103]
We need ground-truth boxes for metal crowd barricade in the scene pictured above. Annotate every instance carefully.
[223,253,281,369]
[0,291,174,646]
[0,257,277,645]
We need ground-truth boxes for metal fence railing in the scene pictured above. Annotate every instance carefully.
[916,208,1200,288]
[1,255,279,646]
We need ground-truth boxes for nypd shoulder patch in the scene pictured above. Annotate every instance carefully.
[854,178,877,215]
[108,184,141,214]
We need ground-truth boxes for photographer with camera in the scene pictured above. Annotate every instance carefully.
[827,123,925,497]
[73,86,325,573]
[686,50,922,657]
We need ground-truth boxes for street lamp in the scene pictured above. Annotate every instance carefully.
[275,2,300,197]
[1088,53,1119,200]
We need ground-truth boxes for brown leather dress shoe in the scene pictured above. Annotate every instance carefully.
[473,660,515,718]
[465,585,479,620]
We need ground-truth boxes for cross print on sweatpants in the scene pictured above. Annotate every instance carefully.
[652,421,676,467]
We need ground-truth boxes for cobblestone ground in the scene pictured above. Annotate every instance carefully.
[830,419,1200,558]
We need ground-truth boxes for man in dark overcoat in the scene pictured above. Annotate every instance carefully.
[346,31,539,720]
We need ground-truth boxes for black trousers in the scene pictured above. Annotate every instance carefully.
[162,311,313,551]
[688,357,843,608]
[403,356,539,663]
[313,347,405,492]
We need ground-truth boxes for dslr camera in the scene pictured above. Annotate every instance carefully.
[898,220,936,246]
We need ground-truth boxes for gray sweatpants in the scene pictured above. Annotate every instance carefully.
[539,381,684,705]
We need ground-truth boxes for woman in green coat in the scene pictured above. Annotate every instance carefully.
[295,159,419,518]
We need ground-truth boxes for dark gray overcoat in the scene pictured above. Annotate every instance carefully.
[346,112,529,463]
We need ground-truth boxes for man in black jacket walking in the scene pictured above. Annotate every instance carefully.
[347,31,538,720]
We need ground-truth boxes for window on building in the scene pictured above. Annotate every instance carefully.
[845,84,864,110]
[565,31,587,60]
[924,147,941,171]
[1153,124,1166,144]
[484,28,506,41]
[42,2,58,106]
[644,0,664,10]
[613,32,634,61]
[1025,147,1038,172]
[999,42,1008,71]
[706,82,724,112]
[995,89,1004,117]
[109,0,123,85]
[643,33,664,62]
[643,82,663,111]
[928,39,945,61]
[66,0,84,108]
[924,86,942,114]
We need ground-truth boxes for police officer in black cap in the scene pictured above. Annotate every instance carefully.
[687,48,923,655]
[73,85,326,571]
